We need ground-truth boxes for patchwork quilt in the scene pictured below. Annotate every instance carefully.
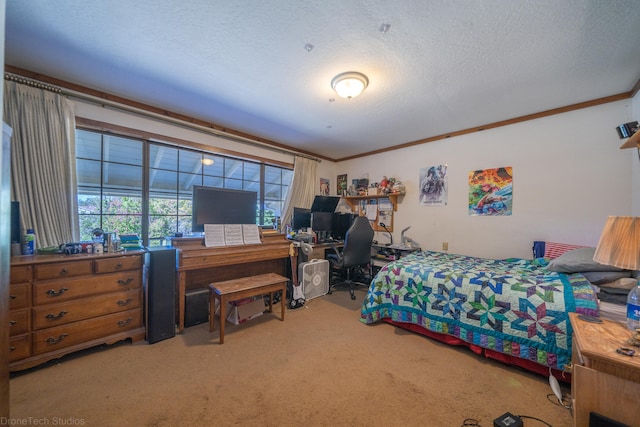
[360,251,599,371]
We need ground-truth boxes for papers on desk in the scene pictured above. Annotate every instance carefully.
[204,224,262,247]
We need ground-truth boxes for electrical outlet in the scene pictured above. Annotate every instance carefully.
[442,242,448,251]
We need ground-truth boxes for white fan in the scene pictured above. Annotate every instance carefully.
[300,258,329,300]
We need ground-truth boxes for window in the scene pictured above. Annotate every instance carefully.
[76,129,292,247]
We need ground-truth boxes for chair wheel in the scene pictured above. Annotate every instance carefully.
[350,293,356,300]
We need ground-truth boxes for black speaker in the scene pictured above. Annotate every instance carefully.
[185,289,209,327]
[10,201,20,243]
[144,247,177,344]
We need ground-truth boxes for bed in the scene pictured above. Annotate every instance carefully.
[360,243,606,380]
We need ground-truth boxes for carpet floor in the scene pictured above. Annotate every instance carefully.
[9,287,573,427]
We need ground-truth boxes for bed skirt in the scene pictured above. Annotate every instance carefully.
[383,318,572,383]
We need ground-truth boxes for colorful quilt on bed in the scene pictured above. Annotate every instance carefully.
[360,251,599,371]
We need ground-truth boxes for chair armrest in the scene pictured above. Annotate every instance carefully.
[329,242,343,262]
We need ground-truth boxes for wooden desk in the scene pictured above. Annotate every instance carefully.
[569,312,640,426]
[171,233,291,333]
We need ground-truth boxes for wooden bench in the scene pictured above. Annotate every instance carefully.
[209,273,288,344]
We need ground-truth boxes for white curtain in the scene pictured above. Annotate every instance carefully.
[280,156,318,232]
[4,80,79,248]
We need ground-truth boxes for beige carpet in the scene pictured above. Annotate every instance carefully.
[9,287,572,427]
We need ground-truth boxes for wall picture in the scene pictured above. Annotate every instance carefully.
[468,167,513,216]
[337,174,347,195]
[319,177,330,195]
[419,164,448,206]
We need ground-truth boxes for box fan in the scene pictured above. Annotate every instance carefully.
[298,258,329,300]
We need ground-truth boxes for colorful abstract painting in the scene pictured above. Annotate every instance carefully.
[468,166,513,216]
[419,164,448,206]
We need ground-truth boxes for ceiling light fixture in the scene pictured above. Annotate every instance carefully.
[331,71,369,99]
[201,158,214,166]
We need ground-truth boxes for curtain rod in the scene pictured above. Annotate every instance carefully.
[4,72,320,162]
[5,72,63,94]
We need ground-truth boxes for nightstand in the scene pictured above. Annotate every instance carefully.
[569,312,640,427]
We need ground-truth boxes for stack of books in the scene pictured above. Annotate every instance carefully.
[119,234,143,250]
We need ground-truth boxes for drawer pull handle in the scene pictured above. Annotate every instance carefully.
[117,318,133,327]
[117,298,133,306]
[45,311,68,320]
[59,268,69,276]
[115,263,123,269]
[117,278,133,286]
[46,288,69,297]
[9,347,16,352]
[9,295,16,300]
[45,334,68,344]
[9,320,17,326]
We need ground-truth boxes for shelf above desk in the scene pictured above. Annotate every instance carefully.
[342,193,404,212]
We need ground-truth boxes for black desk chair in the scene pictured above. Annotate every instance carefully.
[327,216,374,300]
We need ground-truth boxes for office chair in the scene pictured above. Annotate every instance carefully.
[327,215,374,300]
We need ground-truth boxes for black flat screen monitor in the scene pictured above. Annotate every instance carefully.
[310,195,340,213]
[292,207,311,231]
[311,211,333,233]
[191,186,257,232]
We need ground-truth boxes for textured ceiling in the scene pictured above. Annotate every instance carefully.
[5,0,640,160]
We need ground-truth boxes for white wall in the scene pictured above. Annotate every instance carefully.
[631,91,640,215]
[332,100,635,259]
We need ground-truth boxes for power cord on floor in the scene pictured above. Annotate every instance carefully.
[461,414,556,427]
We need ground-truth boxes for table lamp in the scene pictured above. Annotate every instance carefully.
[593,216,640,334]
[593,216,640,270]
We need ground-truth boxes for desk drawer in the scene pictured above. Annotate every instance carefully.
[35,260,93,280]
[11,265,32,283]
[9,283,30,309]
[9,309,30,336]
[34,271,141,304]
[94,255,142,274]
[9,335,31,362]
[33,308,142,355]
[33,289,141,329]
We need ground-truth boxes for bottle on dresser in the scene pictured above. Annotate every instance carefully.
[627,281,640,330]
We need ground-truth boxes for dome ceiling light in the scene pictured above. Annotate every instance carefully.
[331,71,369,99]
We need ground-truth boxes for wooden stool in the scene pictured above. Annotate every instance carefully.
[209,273,287,344]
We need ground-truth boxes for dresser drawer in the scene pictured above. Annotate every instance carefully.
[32,309,142,355]
[34,271,142,304]
[9,283,30,309]
[9,309,31,336]
[10,265,32,283]
[95,255,142,274]
[33,289,141,329]
[9,335,31,362]
[35,260,93,280]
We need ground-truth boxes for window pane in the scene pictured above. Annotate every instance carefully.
[149,215,176,240]
[76,158,102,189]
[178,173,202,192]
[203,156,224,177]
[103,196,142,215]
[103,135,142,165]
[264,165,281,184]
[149,196,177,216]
[225,159,243,180]
[225,178,242,190]
[203,176,224,188]
[78,214,101,241]
[103,163,142,193]
[179,150,204,173]
[178,195,192,216]
[76,130,102,160]
[150,169,178,193]
[150,145,178,170]
[102,214,142,236]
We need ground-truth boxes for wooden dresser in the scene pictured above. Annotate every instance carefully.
[569,312,640,427]
[9,251,146,372]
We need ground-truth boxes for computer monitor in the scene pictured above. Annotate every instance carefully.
[311,211,333,234]
[292,207,311,231]
[310,195,340,213]
[333,212,356,240]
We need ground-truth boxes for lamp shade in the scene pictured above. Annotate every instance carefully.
[331,72,369,99]
[593,216,640,270]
